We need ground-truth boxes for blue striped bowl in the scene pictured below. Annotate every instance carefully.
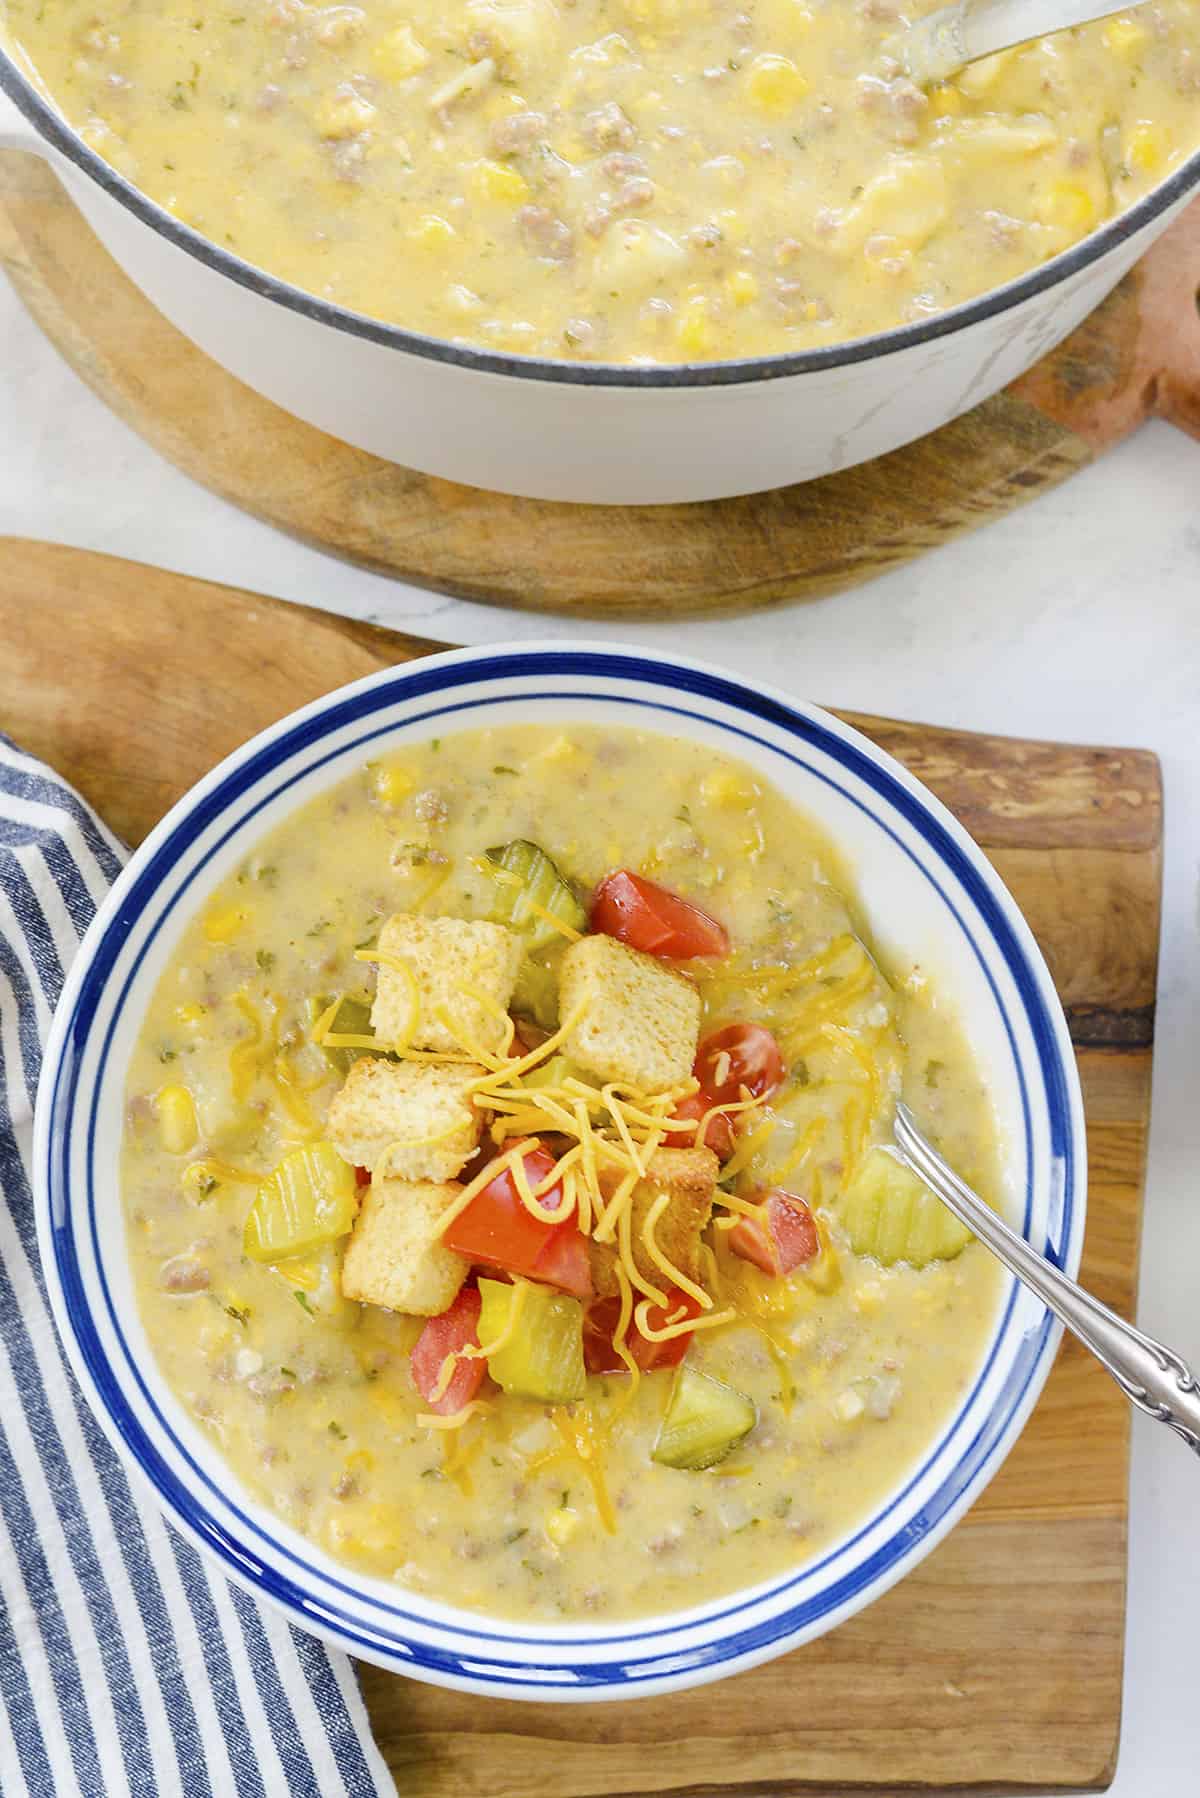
[34,645,1085,1700]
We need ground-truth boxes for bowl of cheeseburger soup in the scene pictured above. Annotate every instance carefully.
[2,3,1198,498]
[36,645,1085,1697]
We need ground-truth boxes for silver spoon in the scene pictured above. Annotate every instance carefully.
[889,0,1151,85]
[893,1102,1200,1456]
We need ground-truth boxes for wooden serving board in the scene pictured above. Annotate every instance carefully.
[1,150,1198,618]
[0,537,1161,1795]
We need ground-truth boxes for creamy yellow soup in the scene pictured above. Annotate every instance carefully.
[121,724,1003,1621]
[7,0,1198,361]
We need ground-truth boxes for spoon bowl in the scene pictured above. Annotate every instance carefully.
[891,0,1152,85]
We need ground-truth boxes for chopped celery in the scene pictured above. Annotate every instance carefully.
[243,1142,358,1263]
[652,1366,757,1471]
[839,1145,971,1267]
[306,995,376,1074]
[478,1278,586,1404]
[485,840,586,951]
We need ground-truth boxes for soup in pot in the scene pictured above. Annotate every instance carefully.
[120,723,1008,1621]
[7,0,1199,362]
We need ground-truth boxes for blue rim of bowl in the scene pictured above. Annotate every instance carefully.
[3,48,1199,390]
[38,648,1083,1694]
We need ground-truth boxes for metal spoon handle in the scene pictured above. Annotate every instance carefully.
[898,0,1146,83]
[894,1104,1200,1456]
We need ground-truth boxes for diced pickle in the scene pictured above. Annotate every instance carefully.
[510,956,561,1032]
[307,994,376,1074]
[839,1145,971,1267]
[478,1277,586,1404]
[485,840,586,951]
[521,1054,585,1092]
[652,1366,757,1472]
[244,1142,358,1263]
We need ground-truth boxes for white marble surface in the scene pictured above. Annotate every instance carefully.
[3,270,1199,1793]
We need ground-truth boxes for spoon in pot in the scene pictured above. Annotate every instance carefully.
[888,0,1151,86]
[892,1102,1200,1456]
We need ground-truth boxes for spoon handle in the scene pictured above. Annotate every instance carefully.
[894,1104,1200,1457]
[899,0,1147,83]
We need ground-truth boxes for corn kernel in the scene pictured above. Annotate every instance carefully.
[538,734,583,766]
[407,213,457,250]
[156,1084,199,1156]
[746,52,810,115]
[371,24,429,82]
[1035,181,1098,234]
[676,294,714,356]
[700,768,758,808]
[716,207,750,246]
[203,903,250,944]
[727,268,759,306]
[313,88,377,141]
[1102,15,1148,56]
[832,1387,865,1423]
[470,157,531,205]
[853,1279,885,1317]
[546,1506,581,1549]
[1125,120,1167,175]
[325,1502,401,1558]
[929,82,964,117]
[369,758,414,804]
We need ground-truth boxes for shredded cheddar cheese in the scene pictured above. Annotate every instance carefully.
[353,948,421,1052]
[641,1190,713,1310]
[416,1400,490,1430]
[633,1299,736,1342]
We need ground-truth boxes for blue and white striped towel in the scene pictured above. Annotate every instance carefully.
[0,736,398,1797]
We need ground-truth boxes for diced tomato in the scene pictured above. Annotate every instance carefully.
[411,1287,487,1415]
[443,1139,593,1298]
[531,1224,593,1299]
[582,1287,703,1374]
[582,1297,628,1374]
[631,1288,704,1369]
[729,1190,819,1278]
[353,1165,371,1188]
[590,870,729,960]
[668,1090,736,1161]
[696,1023,785,1106]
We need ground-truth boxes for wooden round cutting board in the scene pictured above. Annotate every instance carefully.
[1,149,1198,618]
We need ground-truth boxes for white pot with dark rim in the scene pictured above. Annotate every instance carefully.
[2,55,1198,505]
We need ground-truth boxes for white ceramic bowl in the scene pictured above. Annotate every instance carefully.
[34,644,1086,1699]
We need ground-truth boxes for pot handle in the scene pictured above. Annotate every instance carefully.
[1144,195,1200,442]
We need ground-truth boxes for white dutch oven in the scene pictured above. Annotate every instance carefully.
[2,51,1198,503]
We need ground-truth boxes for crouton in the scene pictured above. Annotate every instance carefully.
[559,934,701,1092]
[370,911,523,1055]
[340,1177,470,1316]
[326,1056,484,1182]
[589,1146,719,1298]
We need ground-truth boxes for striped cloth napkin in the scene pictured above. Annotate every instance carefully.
[0,737,397,1798]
